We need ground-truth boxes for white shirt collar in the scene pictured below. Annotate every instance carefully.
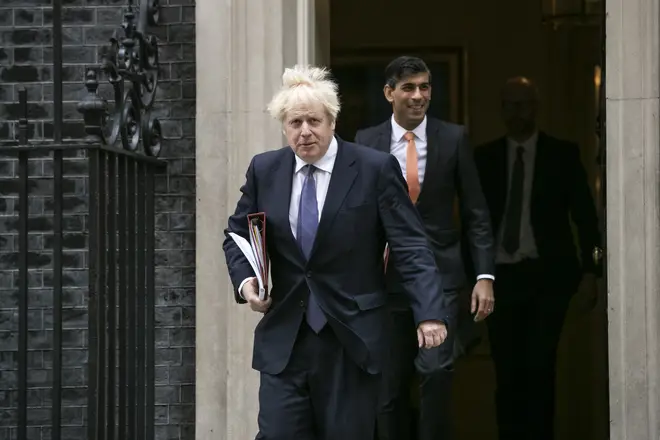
[294,136,338,174]
[391,115,427,143]
[507,131,538,151]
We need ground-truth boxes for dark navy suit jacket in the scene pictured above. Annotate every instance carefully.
[473,132,601,285]
[356,117,494,293]
[222,138,446,375]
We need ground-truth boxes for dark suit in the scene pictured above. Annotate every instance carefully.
[223,138,447,440]
[356,118,494,440]
[474,132,601,440]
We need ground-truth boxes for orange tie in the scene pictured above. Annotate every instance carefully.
[404,131,421,203]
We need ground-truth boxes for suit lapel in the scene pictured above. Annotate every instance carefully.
[374,121,392,154]
[268,149,301,253]
[418,118,441,205]
[311,140,357,256]
[493,138,509,225]
[531,132,548,207]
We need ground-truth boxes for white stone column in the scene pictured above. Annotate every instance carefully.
[195,1,315,439]
[295,0,331,66]
[606,0,660,438]
[297,0,315,64]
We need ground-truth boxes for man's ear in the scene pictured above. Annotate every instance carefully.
[384,85,395,103]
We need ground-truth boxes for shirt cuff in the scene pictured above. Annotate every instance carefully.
[238,277,255,300]
[476,274,495,281]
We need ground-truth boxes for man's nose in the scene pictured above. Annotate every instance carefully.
[412,87,423,100]
[301,122,312,135]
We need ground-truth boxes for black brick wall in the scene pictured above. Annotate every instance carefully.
[0,0,196,439]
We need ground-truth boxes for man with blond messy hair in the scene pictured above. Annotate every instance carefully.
[223,64,449,440]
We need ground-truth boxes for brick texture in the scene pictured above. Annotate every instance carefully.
[0,0,196,439]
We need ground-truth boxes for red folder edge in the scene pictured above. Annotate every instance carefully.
[247,212,269,296]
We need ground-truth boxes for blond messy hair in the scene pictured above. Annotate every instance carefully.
[267,65,341,123]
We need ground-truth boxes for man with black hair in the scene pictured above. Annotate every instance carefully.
[355,56,495,440]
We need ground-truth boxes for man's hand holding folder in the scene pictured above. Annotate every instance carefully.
[242,277,272,313]
[228,212,271,313]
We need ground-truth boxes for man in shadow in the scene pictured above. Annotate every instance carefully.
[474,76,602,440]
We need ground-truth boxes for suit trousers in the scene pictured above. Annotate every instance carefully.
[487,260,573,440]
[256,321,380,440]
[377,288,459,440]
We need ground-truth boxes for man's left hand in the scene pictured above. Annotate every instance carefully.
[417,320,448,349]
[471,279,495,322]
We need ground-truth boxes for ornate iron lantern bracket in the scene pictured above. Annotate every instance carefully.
[77,0,162,157]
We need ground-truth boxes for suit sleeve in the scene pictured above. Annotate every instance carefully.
[567,145,602,275]
[222,157,259,303]
[455,129,496,277]
[377,154,448,326]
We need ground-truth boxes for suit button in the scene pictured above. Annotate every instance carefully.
[306,271,312,278]
[299,300,305,308]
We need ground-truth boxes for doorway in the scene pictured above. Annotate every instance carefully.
[325,0,609,439]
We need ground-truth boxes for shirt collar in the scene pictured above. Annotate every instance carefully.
[391,115,427,143]
[507,131,538,151]
[294,136,338,174]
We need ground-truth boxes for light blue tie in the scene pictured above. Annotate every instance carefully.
[297,165,327,332]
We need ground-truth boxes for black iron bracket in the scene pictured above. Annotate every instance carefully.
[78,0,162,157]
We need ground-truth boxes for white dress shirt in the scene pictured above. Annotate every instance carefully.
[238,137,338,295]
[389,115,494,282]
[496,132,539,264]
[289,136,338,238]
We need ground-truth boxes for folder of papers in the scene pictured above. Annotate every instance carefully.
[228,212,270,300]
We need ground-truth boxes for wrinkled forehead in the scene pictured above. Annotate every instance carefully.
[286,102,327,121]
